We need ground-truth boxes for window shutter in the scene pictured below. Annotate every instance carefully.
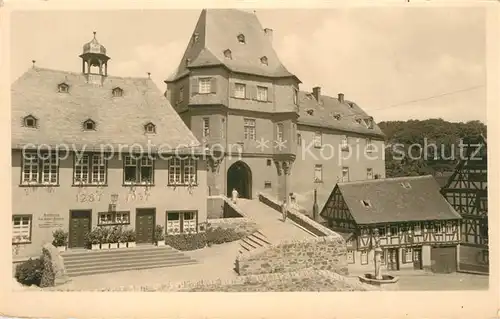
[210,78,217,93]
[191,78,199,96]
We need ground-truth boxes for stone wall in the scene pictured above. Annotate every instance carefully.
[207,196,224,219]
[235,236,348,276]
[207,217,258,236]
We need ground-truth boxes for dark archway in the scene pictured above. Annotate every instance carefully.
[227,161,252,199]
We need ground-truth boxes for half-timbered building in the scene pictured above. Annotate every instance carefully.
[440,135,488,274]
[320,175,462,273]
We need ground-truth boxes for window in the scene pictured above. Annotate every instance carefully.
[347,250,355,264]
[445,221,453,234]
[244,118,256,140]
[314,132,322,148]
[378,227,386,237]
[74,153,107,185]
[144,122,156,134]
[178,87,184,103]
[297,133,302,146]
[123,155,154,185]
[293,88,298,105]
[260,56,268,66]
[22,151,58,185]
[277,123,284,142]
[220,118,225,139]
[58,83,69,93]
[414,222,422,235]
[267,159,272,166]
[224,49,232,59]
[237,33,246,43]
[434,223,442,233]
[23,115,37,128]
[166,211,197,234]
[112,87,123,97]
[342,167,349,182]
[12,215,31,243]
[341,135,348,151]
[390,225,398,236]
[361,251,368,265]
[314,164,323,183]
[264,181,272,188]
[257,86,268,101]
[402,248,413,263]
[98,211,130,226]
[367,168,373,180]
[202,118,210,138]
[199,78,212,94]
[83,119,96,131]
[366,138,374,153]
[234,83,246,98]
[168,158,198,185]
[380,249,386,264]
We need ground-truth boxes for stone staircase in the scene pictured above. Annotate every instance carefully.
[238,231,272,254]
[61,246,197,277]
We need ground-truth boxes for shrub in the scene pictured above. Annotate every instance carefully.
[51,229,68,247]
[120,229,136,242]
[15,257,44,287]
[165,233,207,251]
[108,226,122,243]
[39,247,55,288]
[206,227,244,245]
[85,228,102,246]
[154,225,165,243]
[100,227,111,244]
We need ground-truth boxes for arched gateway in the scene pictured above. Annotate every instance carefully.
[227,161,252,199]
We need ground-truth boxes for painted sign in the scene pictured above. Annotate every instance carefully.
[38,213,64,229]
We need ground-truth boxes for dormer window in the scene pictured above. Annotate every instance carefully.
[260,56,268,66]
[237,33,246,44]
[112,87,123,97]
[192,32,199,44]
[83,119,96,131]
[333,113,341,120]
[224,49,232,59]
[354,117,362,124]
[23,115,38,128]
[58,83,69,93]
[185,58,191,67]
[361,200,371,208]
[144,122,156,134]
[306,108,314,116]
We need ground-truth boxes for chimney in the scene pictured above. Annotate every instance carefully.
[338,93,345,103]
[264,28,273,43]
[147,72,151,79]
[312,86,321,101]
[32,60,36,68]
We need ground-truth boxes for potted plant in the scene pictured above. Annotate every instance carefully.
[108,226,121,249]
[86,228,101,250]
[51,229,68,252]
[155,225,165,246]
[126,229,136,248]
[100,226,110,250]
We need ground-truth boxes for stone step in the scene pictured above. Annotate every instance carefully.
[63,248,177,262]
[61,246,172,258]
[66,254,193,272]
[66,259,198,277]
[64,251,189,267]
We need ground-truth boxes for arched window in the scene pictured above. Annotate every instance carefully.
[83,119,96,131]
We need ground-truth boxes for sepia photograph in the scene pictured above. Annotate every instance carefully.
[2,1,498,318]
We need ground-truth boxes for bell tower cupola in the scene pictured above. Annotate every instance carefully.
[79,31,110,85]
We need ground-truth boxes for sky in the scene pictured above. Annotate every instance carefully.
[10,8,486,123]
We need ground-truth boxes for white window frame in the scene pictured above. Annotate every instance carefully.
[361,250,368,265]
[277,123,284,142]
[314,164,323,183]
[366,168,373,180]
[293,88,298,105]
[12,215,32,243]
[22,151,58,185]
[347,249,355,264]
[198,78,211,94]
[341,135,348,151]
[366,138,374,153]
[98,211,130,226]
[244,118,256,140]
[168,158,198,185]
[234,83,246,99]
[403,248,413,263]
[166,211,197,234]
[202,117,210,138]
[257,86,268,101]
[123,155,154,185]
[314,132,322,148]
[74,153,106,185]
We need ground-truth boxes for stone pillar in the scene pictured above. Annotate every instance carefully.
[274,159,294,205]
[422,244,432,272]
[207,156,223,196]
[374,247,382,280]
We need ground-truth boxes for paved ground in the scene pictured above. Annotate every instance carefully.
[348,269,489,291]
[235,199,314,243]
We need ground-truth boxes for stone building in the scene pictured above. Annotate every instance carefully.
[164,9,386,212]
[320,175,462,273]
[11,33,208,260]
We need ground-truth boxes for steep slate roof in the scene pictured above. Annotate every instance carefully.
[324,175,461,225]
[12,67,202,152]
[297,91,385,138]
[167,9,296,82]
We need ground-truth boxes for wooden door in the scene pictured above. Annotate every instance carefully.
[431,246,457,273]
[136,209,155,244]
[387,248,399,271]
[69,210,91,248]
[413,248,423,270]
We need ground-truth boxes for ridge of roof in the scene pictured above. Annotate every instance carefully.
[337,175,435,187]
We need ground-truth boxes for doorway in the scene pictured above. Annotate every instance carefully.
[431,246,457,273]
[135,208,156,244]
[413,247,423,270]
[387,248,400,271]
[227,161,252,199]
[69,210,91,248]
